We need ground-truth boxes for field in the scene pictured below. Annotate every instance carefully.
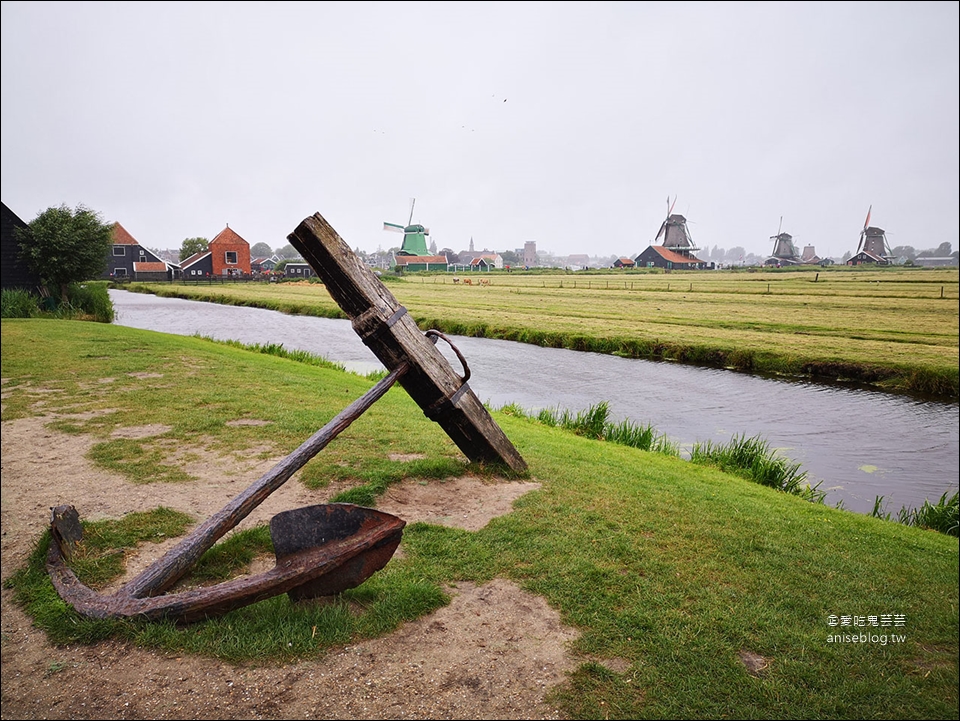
[125,265,960,398]
[1,318,957,720]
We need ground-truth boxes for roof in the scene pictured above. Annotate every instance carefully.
[181,251,212,268]
[132,262,168,272]
[209,226,249,246]
[111,222,140,245]
[643,245,705,265]
[395,254,448,266]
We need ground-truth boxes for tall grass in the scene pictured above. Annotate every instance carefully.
[203,338,347,372]
[1,283,114,322]
[500,400,680,455]
[1,288,39,318]
[689,433,825,502]
[871,491,959,537]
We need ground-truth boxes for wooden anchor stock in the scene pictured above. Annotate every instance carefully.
[287,212,527,474]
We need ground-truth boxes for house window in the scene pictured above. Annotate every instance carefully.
[114,267,127,277]
[113,246,125,256]
[225,251,238,264]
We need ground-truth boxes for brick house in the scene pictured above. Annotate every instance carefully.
[208,225,251,277]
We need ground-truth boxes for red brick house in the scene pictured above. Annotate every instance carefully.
[209,225,251,277]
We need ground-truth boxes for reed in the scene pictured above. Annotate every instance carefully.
[689,433,826,502]
[872,491,959,537]
[1,288,39,318]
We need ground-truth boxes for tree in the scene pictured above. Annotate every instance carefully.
[179,237,208,261]
[890,245,916,261]
[275,243,300,259]
[16,203,112,302]
[250,242,273,258]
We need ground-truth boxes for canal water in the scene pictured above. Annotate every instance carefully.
[109,289,959,516]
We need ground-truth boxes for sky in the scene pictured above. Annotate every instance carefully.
[2,1,958,262]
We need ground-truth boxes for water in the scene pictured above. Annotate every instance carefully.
[109,289,959,516]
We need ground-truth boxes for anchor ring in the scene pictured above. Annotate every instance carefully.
[425,329,471,384]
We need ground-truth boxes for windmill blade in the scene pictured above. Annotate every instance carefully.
[856,229,865,255]
[655,220,667,242]
[777,215,783,238]
[668,195,677,217]
[383,222,405,233]
[408,197,416,226]
[863,204,872,231]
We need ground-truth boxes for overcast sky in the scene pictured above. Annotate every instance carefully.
[2,1,958,261]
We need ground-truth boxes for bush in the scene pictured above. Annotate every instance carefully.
[65,282,115,323]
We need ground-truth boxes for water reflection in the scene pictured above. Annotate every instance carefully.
[109,290,958,516]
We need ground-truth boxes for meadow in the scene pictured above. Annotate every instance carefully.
[124,265,960,398]
[2,317,957,719]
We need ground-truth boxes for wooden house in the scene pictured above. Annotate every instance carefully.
[283,262,315,278]
[1,201,43,294]
[635,245,710,270]
[105,222,176,280]
[180,251,213,278]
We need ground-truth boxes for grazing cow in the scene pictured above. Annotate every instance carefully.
[479,278,490,286]
[452,277,460,284]
[462,277,472,285]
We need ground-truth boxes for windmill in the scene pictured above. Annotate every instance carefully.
[855,205,891,259]
[654,195,697,255]
[384,198,430,256]
[768,216,800,265]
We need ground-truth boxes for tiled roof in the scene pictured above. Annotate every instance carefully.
[181,251,211,267]
[395,254,448,265]
[132,262,167,272]
[111,222,139,245]
[646,245,704,265]
[210,226,249,246]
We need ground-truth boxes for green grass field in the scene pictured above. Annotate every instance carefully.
[124,264,960,398]
[3,318,957,719]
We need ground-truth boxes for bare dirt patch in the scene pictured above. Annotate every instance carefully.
[1,414,579,720]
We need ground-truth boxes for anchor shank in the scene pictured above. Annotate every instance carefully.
[119,363,408,599]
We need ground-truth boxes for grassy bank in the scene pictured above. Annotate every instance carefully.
[122,265,960,398]
[2,318,957,719]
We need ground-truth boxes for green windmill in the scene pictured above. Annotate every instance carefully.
[383,198,430,256]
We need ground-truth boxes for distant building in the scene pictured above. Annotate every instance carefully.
[284,262,315,278]
[913,256,958,267]
[613,257,636,268]
[566,254,590,269]
[393,254,450,272]
[523,241,537,267]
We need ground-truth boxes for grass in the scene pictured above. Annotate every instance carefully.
[2,318,958,719]
[122,265,960,398]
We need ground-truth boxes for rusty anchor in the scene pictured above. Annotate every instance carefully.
[46,212,527,624]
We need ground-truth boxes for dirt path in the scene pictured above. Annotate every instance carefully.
[1,412,580,720]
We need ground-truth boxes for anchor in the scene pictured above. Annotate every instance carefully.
[46,212,527,623]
